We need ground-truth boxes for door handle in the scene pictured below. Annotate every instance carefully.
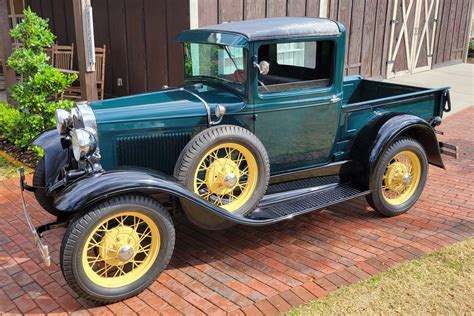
[330,95,341,103]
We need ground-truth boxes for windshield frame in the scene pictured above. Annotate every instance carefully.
[183,42,248,96]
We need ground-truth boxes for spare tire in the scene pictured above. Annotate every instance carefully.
[174,125,269,230]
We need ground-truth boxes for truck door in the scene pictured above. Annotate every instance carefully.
[253,39,342,175]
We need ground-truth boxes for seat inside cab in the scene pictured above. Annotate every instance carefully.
[257,40,335,94]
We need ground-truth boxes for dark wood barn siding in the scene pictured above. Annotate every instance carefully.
[328,0,393,78]
[201,0,472,79]
[27,0,189,98]
[198,0,392,78]
[433,0,472,67]
[198,0,322,25]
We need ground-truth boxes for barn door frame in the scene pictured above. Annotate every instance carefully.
[387,0,414,78]
[411,0,440,73]
[386,0,440,78]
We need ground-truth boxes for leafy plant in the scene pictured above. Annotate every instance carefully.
[3,7,77,149]
[0,102,21,142]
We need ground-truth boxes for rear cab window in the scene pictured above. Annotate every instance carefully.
[257,40,335,95]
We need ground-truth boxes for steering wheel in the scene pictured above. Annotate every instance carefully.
[258,80,269,92]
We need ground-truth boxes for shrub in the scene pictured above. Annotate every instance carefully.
[0,102,21,141]
[3,7,77,149]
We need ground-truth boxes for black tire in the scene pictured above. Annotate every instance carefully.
[174,125,270,230]
[366,138,428,217]
[60,195,175,304]
[33,158,58,216]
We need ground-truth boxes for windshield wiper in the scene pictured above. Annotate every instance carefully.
[223,45,241,72]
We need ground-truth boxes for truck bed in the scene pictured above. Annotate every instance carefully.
[334,76,449,157]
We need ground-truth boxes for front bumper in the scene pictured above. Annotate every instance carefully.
[19,168,51,266]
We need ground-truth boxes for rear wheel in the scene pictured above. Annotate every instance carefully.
[60,195,175,304]
[33,158,58,216]
[174,125,269,230]
[366,138,428,216]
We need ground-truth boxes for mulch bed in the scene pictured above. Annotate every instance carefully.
[0,136,38,168]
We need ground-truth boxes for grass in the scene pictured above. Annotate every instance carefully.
[0,150,32,181]
[0,155,19,180]
[287,237,474,315]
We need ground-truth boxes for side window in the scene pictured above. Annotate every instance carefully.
[257,40,334,95]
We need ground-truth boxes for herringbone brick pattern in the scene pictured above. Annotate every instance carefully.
[0,107,473,315]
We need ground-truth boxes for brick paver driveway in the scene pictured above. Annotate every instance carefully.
[1,107,473,315]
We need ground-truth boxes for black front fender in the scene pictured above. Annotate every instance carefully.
[32,129,68,190]
[53,170,268,225]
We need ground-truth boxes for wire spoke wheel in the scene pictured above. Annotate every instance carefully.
[82,211,160,288]
[381,150,421,205]
[193,143,258,212]
[61,195,175,304]
[174,125,269,229]
[367,138,428,217]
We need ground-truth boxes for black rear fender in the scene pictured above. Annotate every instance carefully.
[32,129,69,191]
[53,170,255,225]
[350,114,444,187]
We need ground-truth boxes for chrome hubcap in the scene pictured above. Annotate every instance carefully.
[117,245,134,262]
[402,173,412,185]
[223,173,238,188]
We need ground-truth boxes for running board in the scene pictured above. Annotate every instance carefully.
[247,183,370,221]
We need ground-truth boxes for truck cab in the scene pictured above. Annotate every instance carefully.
[177,17,345,173]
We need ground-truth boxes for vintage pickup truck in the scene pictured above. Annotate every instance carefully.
[20,17,456,303]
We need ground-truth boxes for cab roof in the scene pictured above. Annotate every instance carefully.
[176,17,342,47]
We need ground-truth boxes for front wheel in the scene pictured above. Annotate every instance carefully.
[174,125,270,230]
[60,195,175,304]
[366,138,428,217]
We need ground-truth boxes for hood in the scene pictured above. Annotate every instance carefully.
[90,84,245,125]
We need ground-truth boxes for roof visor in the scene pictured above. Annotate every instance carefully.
[176,17,342,47]
[176,31,248,47]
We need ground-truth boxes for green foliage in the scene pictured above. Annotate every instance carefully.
[469,39,474,52]
[2,8,77,149]
[9,7,55,53]
[0,102,21,142]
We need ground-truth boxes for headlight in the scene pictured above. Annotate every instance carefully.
[72,101,97,133]
[71,128,97,161]
[55,109,72,135]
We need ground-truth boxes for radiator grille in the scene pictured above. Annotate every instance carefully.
[116,132,192,175]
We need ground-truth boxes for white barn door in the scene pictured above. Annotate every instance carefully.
[411,0,440,73]
[387,0,440,78]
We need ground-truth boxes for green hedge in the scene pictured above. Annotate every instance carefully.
[0,8,76,150]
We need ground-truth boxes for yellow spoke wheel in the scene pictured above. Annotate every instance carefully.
[367,138,428,217]
[175,125,270,229]
[194,143,258,212]
[82,211,160,288]
[381,150,421,205]
[61,195,174,304]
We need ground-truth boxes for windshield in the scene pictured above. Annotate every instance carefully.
[184,43,246,93]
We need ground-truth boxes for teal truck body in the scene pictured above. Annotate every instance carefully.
[18,17,456,303]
